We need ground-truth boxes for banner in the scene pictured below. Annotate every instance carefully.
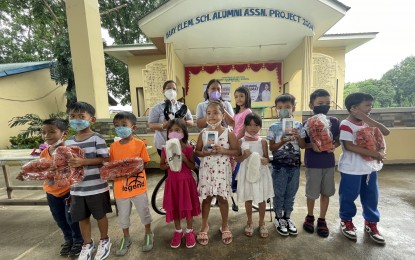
[240,82,271,102]
[203,83,231,101]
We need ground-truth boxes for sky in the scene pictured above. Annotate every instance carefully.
[329,0,415,83]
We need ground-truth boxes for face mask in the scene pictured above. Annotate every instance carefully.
[313,105,330,115]
[207,121,222,129]
[168,132,184,140]
[69,119,90,132]
[209,91,221,100]
[164,89,177,101]
[115,127,132,139]
[278,109,292,119]
[245,132,259,140]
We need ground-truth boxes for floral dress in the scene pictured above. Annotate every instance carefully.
[198,128,232,199]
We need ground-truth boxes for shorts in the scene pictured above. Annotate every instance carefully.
[116,193,152,229]
[70,191,112,222]
[305,167,336,200]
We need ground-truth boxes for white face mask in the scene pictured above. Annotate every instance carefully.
[51,134,65,147]
[164,89,177,101]
[207,121,222,129]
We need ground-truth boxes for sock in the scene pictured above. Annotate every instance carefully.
[275,212,283,219]
[185,228,193,233]
[175,229,183,233]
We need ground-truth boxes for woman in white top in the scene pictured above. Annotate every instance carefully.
[196,79,235,129]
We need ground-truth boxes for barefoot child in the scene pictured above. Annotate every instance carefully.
[195,101,239,245]
[160,118,201,249]
[235,113,274,238]
[110,112,154,255]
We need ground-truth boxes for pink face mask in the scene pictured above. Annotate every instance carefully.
[168,132,184,140]
[244,132,259,140]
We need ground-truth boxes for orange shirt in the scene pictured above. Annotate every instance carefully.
[110,138,150,199]
[41,148,70,197]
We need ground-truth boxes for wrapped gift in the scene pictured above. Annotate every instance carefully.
[16,158,54,180]
[100,158,144,180]
[356,127,386,161]
[306,114,334,151]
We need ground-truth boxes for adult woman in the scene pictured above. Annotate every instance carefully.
[148,80,193,156]
[196,79,235,129]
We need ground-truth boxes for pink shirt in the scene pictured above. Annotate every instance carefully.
[233,108,252,137]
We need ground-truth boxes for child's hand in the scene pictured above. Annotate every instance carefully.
[351,108,369,121]
[292,128,301,140]
[243,149,252,158]
[311,143,321,153]
[68,157,85,167]
[212,144,224,154]
[260,157,269,165]
[374,149,386,162]
[181,152,188,162]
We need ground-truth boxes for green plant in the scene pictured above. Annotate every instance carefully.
[9,134,43,149]
[8,112,68,138]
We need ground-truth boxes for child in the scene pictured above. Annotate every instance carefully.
[110,112,153,255]
[233,86,252,140]
[267,94,306,236]
[195,101,239,245]
[40,118,83,257]
[235,113,274,238]
[338,92,389,244]
[65,102,112,260]
[301,89,340,237]
[160,118,201,249]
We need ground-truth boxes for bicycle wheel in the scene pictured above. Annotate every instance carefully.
[252,198,274,212]
[151,174,167,215]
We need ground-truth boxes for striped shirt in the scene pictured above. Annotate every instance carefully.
[65,133,109,196]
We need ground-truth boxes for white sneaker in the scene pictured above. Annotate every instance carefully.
[274,218,289,236]
[285,218,298,235]
[94,237,112,260]
[78,241,96,260]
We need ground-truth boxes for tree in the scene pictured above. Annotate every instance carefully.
[382,56,415,107]
[344,79,396,108]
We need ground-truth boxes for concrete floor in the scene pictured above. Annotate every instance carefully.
[0,164,414,260]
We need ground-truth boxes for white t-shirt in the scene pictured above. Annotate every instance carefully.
[338,119,377,175]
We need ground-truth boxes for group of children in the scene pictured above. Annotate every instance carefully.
[37,85,389,259]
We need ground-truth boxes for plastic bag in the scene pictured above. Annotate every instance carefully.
[306,114,334,151]
[16,158,54,180]
[52,146,85,187]
[100,157,144,180]
[356,127,386,171]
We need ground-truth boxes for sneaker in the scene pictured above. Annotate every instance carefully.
[340,220,357,240]
[317,218,330,238]
[115,237,132,256]
[285,218,298,235]
[170,231,183,248]
[94,237,112,260]
[69,242,83,257]
[78,241,96,260]
[142,233,154,252]
[60,240,72,256]
[273,218,289,236]
[365,221,385,244]
[185,230,196,248]
[303,215,315,233]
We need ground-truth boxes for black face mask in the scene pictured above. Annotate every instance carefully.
[313,105,330,115]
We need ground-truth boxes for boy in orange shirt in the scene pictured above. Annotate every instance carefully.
[40,118,83,257]
[110,112,153,256]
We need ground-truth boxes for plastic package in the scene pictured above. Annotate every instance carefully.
[306,114,334,151]
[356,127,386,171]
[53,146,85,186]
[16,158,54,180]
[100,157,144,180]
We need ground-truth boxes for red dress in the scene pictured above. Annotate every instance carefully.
[162,144,201,222]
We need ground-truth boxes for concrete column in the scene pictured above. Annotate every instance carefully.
[65,0,109,118]
[302,36,313,110]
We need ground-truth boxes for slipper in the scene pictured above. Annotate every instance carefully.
[259,225,269,238]
[244,223,254,237]
[197,226,209,246]
[219,227,233,245]
[165,138,182,172]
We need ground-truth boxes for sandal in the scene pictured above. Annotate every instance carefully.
[259,225,269,238]
[197,226,209,246]
[219,227,233,245]
[244,223,254,237]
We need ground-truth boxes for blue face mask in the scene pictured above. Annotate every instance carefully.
[69,119,90,132]
[278,109,292,119]
[115,127,132,139]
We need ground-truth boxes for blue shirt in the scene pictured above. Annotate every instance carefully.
[267,120,302,166]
